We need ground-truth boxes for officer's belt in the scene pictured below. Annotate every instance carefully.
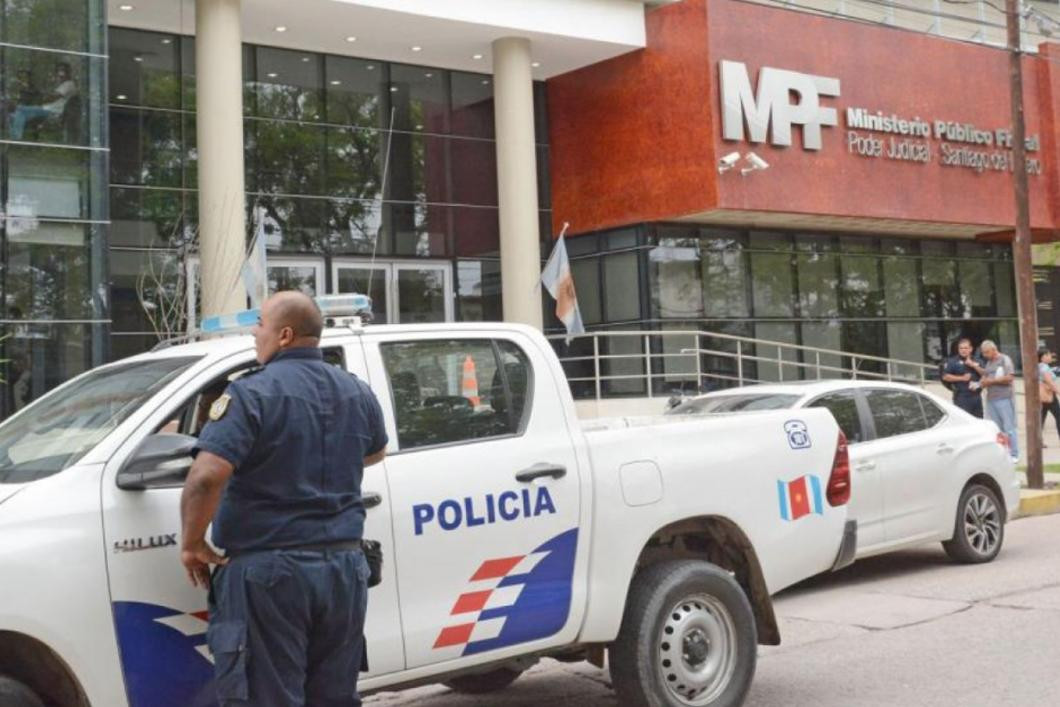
[230,539,363,558]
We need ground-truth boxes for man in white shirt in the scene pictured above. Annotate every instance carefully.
[8,63,77,140]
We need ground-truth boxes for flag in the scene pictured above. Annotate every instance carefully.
[242,207,269,308]
[541,224,584,343]
[777,475,824,521]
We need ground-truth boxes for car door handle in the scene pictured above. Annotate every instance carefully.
[515,463,567,483]
[363,492,383,509]
[937,444,955,455]
[854,461,877,472]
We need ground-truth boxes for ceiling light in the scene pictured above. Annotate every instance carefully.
[415,124,423,130]
[531,61,541,68]
[119,4,134,11]
[411,46,422,52]
[345,36,357,43]
[424,72,433,78]
[301,56,310,63]
[161,38,172,45]
[274,26,287,33]
[390,86,398,92]
[330,79,342,86]
[116,94,128,100]
[472,53,483,60]
[267,72,278,78]
[481,79,489,85]
[133,56,143,63]
[366,64,375,71]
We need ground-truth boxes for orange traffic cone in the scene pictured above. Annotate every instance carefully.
[462,355,480,407]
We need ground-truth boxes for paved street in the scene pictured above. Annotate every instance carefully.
[367,512,1060,706]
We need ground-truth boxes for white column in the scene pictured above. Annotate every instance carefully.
[196,0,247,317]
[492,37,543,329]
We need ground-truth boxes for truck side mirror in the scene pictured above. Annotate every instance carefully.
[116,433,197,490]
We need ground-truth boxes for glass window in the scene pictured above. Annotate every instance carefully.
[994,263,1016,317]
[887,322,927,378]
[701,236,749,317]
[571,258,601,325]
[650,237,703,319]
[252,46,322,121]
[267,263,319,295]
[866,389,929,439]
[4,220,93,319]
[749,231,791,250]
[109,28,180,109]
[604,252,640,321]
[109,249,182,334]
[392,202,447,257]
[449,137,496,206]
[537,146,551,210]
[750,252,794,317]
[109,107,184,187]
[921,256,959,318]
[450,71,494,138]
[387,132,449,204]
[109,187,187,248]
[883,255,920,317]
[325,126,383,200]
[801,322,842,376]
[1,48,100,146]
[250,120,325,195]
[754,322,799,382]
[958,260,992,318]
[919,395,945,427]
[395,266,447,324]
[3,144,102,219]
[381,339,531,450]
[796,250,839,317]
[325,55,382,129]
[0,356,197,483]
[325,199,385,255]
[807,391,864,443]
[452,206,499,257]
[533,81,549,145]
[841,254,883,317]
[842,321,886,376]
[2,323,100,414]
[1,0,103,53]
[389,64,448,133]
[251,197,325,253]
[456,260,501,321]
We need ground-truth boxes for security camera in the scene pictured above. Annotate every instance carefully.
[741,152,770,176]
[717,151,741,173]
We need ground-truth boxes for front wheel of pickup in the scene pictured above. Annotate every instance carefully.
[610,561,757,707]
[0,676,46,707]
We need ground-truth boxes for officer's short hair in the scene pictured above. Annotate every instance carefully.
[273,291,324,339]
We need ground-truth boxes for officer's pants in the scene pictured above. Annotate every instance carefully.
[208,548,369,707]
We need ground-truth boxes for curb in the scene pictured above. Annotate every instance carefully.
[1017,489,1060,518]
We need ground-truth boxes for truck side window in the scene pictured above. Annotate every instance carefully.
[381,338,533,450]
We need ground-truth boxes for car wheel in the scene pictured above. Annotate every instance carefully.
[0,676,45,707]
[443,667,524,694]
[609,560,757,707]
[942,483,1004,564]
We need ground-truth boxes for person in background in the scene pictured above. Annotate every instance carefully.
[1039,350,1060,447]
[966,340,1018,462]
[8,62,77,140]
[942,337,984,418]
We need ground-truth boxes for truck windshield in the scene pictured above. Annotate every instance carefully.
[0,357,199,484]
[668,393,801,415]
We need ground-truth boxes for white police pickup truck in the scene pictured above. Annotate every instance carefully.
[0,316,855,707]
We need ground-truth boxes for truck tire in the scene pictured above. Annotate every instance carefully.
[942,483,1004,564]
[610,561,757,707]
[442,667,523,694]
[0,676,46,707]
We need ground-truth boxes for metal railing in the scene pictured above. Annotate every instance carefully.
[546,328,938,401]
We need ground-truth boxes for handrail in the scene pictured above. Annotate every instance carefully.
[545,328,938,401]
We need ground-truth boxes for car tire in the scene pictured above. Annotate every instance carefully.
[942,483,1005,564]
[442,667,524,694]
[0,676,45,707]
[609,560,757,707]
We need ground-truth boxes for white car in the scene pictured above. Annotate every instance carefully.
[668,381,1021,564]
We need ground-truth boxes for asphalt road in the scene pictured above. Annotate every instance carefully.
[367,512,1060,706]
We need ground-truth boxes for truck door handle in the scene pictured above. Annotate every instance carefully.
[363,492,383,509]
[515,463,567,483]
[937,443,954,455]
[854,461,877,472]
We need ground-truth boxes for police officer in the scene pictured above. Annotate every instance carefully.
[942,337,984,418]
[180,291,387,706]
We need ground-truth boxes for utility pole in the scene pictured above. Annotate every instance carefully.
[1005,0,1043,488]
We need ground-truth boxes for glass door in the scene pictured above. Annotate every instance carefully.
[332,260,453,324]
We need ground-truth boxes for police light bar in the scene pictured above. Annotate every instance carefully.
[197,294,373,337]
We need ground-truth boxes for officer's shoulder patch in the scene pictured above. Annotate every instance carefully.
[209,394,231,421]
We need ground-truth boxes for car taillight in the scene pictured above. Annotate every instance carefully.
[996,432,1010,451]
[827,430,851,506]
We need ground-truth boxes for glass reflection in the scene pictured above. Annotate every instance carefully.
[2,48,101,146]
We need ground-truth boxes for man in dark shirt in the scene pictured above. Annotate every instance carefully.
[180,291,387,706]
[942,337,984,418]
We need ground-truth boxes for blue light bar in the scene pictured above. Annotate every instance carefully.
[200,308,259,334]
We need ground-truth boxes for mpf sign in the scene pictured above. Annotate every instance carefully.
[720,61,841,151]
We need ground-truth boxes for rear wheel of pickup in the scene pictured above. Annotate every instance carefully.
[610,561,757,707]
[0,676,46,707]
[443,667,524,694]
[943,483,1004,564]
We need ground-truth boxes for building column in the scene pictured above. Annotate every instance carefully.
[196,0,247,317]
[492,37,543,329]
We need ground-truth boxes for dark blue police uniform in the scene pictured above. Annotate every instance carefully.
[194,347,387,707]
[944,354,984,418]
